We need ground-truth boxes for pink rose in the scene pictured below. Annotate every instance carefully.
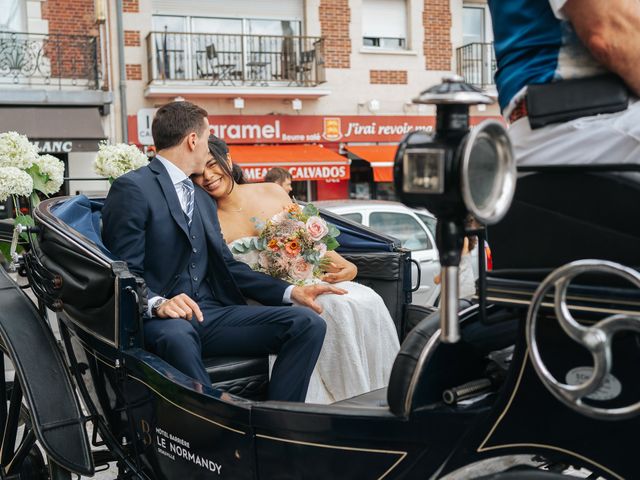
[314,242,327,258]
[306,216,329,241]
[289,257,314,281]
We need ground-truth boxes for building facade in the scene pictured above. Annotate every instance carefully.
[0,0,113,195]
[1,0,498,200]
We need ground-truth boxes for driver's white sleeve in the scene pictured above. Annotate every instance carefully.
[548,0,568,20]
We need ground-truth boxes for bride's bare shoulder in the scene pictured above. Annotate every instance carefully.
[244,182,291,204]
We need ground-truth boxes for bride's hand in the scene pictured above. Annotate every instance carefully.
[322,262,357,283]
[291,284,348,314]
[321,251,358,283]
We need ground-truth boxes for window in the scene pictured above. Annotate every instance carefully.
[369,212,431,250]
[0,0,25,32]
[341,212,363,224]
[415,212,437,238]
[362,0,408,50]
[463,6,485,46]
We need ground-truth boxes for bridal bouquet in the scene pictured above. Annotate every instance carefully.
[232,203,340,285]
[93,141,148,183]
[0,131,66,263]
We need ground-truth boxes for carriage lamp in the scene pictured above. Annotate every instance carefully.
[394,75,516,343]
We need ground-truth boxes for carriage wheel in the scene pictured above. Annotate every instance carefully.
[0,351,72,480]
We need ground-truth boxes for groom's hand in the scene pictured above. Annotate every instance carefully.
[291,284,347,314]
[156,294,204,322]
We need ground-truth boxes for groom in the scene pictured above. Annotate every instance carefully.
[102,101,344,401]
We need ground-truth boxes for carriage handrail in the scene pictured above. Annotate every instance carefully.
[526,259,640,419]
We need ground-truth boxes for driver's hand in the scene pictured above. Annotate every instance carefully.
[156,293,204,322]
[291,284,347,314]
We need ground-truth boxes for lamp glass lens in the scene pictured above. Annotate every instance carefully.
[468,133,499,210]
[402,149,445,194]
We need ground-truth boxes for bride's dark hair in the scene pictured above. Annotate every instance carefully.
[207,135,246,193]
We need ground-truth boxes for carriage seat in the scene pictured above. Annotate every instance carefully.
[52,195,270,399]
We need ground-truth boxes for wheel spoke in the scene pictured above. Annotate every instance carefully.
[5,429,35,476]
[0,374,22,464]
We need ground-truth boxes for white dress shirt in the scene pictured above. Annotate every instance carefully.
[148,155,293,316]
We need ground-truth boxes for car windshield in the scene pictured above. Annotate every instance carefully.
[369,212,431,250]
[415,212,437,238]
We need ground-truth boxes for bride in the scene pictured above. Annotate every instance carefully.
[192,135,400,404]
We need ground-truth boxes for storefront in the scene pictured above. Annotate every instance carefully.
[129,112,498,200]
[0,107,108,196]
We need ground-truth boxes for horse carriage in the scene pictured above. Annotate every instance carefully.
[0,78,638,479]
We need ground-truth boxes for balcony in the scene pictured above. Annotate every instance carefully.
[456,42,496,90]
[0,31,99,90]
[145,32,330,99]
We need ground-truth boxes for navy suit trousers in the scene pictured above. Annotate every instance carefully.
[143,302,326,402]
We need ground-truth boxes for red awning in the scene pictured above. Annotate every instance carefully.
[229,145,350,182]
[344,145,397,182]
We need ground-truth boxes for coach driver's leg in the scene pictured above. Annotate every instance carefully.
[199,305,326,402]
[144,318,211,386]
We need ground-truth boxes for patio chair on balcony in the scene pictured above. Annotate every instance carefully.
[288,49,315,87]
[246,38,269,86]
[205,44,237,86]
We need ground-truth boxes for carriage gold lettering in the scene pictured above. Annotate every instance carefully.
[169,443,222,475]
[154,426,222,475]
[141,420,152,446]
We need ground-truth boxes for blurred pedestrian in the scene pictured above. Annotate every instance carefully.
[265,167,293,195]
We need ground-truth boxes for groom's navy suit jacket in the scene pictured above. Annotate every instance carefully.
[102,158,290,308]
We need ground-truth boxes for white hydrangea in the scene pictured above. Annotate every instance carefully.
[0,167,34,202]
[93,142,148,180]
[31,154,65,195]
[0,132,39,170]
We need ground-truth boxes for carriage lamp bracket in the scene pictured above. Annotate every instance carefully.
[394,76,515,344]
[527,259,640,419]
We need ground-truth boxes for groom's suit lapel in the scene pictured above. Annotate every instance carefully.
[195,186,224,256]
[149,158,190,238]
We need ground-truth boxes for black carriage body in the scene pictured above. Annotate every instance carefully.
[27,196,492,480]
[12,165,640,480]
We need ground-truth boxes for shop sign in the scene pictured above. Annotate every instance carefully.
[31,139,104,153]
[241,165,349,182]
[129,114,499,145]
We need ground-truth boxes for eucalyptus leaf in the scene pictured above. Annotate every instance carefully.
[328,224,340,238]
[302,204,319,217]
[324,237,340,251]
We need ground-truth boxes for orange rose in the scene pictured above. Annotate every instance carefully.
[285,240,301,256]
[268,238,280,251]
[286,203,302,214]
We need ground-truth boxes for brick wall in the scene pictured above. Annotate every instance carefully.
[423,0,452,70]
[41,0,98,81]
[124,30,141,47]
[319,0,351,69]
[370,70,408,84]
[123,0,139,13]
[126,64,142,81]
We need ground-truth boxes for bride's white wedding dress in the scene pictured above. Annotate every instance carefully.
[228,237,401,404]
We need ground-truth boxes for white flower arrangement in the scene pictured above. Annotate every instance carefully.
[29,154,65,195]
[94,142,148,181]
[0,131,39,170]
[0,167,34,202]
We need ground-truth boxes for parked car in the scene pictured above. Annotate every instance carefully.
[315,200,442,306]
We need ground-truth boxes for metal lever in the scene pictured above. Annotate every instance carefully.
[441,265,460,343]
[8,224,25,272]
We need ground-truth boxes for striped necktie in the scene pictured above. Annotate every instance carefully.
[181,178,194,225]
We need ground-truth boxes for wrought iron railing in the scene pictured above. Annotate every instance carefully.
[146,31,326,87]
[0,31,99,89]
[456,42,496,89]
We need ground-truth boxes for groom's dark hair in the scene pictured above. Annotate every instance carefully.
[152,101,209,151]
